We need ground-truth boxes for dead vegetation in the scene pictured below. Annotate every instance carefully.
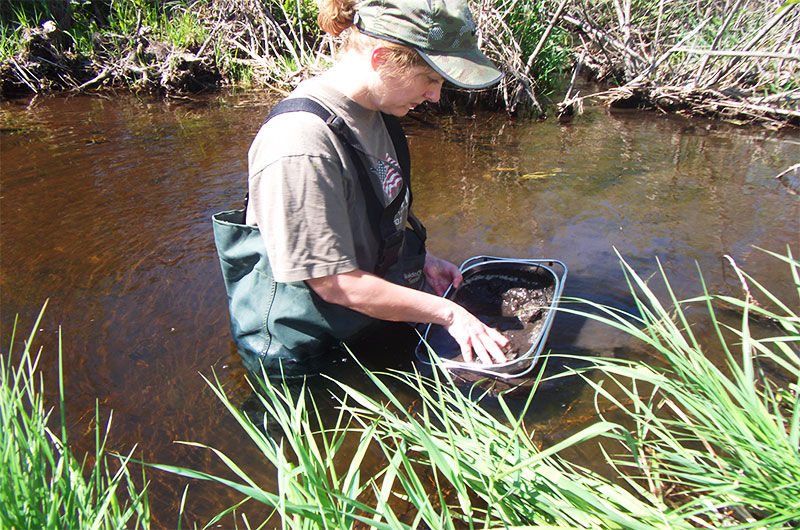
[555,0,800,127]
[2,0,798,127]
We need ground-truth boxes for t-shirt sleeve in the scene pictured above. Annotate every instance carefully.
[247,112,359,283]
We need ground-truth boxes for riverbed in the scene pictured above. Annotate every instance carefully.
[1,91,797,525]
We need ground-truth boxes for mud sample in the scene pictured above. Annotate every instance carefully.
[423,266,556,364]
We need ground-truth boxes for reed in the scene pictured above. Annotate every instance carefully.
[153,361,689,528]
[154,248,799,528]
[0,303,152,530]
[561,247,800,527]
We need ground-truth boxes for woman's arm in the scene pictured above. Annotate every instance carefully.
[306,269,509,364]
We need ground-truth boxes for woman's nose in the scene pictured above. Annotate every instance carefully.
[425,81,443,103]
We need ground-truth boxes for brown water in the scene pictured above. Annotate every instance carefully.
[1,91,798,526]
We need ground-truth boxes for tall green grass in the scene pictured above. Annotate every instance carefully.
[153,361,688,528]
[564,247,800,527]
[0,303,151,530]
[0,1,48,61]
[155,248,799,528]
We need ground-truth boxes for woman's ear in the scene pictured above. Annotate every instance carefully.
[370,46,391,71]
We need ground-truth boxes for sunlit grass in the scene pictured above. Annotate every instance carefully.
[153,360,689,528]
[0,303,151,530]
[153,247,799,528]
[563,247,800,527]
[4,248,796,527]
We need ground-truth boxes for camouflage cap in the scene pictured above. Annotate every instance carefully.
[354,0,502,89]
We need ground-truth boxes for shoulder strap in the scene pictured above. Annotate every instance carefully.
[250,97,425,276]
[382,114,410,191]
[381,112,426,246]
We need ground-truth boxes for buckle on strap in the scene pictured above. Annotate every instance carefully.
[326,115,347,135]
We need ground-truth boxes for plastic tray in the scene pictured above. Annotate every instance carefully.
[415,256,567,379]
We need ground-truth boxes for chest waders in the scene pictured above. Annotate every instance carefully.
[212,98,427,377]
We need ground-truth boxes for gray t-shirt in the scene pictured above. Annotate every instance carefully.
[246,77,409,283]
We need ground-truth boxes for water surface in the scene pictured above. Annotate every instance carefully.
[1,91,797,525]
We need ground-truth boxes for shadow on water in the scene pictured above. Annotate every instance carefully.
[1,92,798,526]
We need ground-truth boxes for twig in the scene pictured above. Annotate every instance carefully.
[561,13,648,69]
[74,67,112,91]
[562,49,585,104]
[627,17,713,86]
[654,0,664,53]
[774,163,800,180]
[9,56,39,92]
[676,48,800,61]
[694,0,745,83]
[522,0,569,76]
[703,3,798,87]
[613,0,633,77]
[724,255,759,309]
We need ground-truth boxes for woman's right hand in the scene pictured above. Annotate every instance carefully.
[443,304,509,364]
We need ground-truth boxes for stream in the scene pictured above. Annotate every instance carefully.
[1,91,798,525]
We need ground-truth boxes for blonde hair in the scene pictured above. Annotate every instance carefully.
[317,0,427,73]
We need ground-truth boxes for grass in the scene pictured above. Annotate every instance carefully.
[564,247,800,527]
[0,1,46,61]
[152,362,689,528]
[3,247,797,527]
[151,247,799,528]
[0,302,152,530]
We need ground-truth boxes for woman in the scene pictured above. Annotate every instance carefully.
[215,0,510,377]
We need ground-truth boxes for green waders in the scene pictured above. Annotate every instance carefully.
[212,98,427,377]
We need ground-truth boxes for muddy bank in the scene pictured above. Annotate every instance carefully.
[2,1,798,127]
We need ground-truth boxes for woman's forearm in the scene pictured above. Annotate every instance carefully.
[305,269,509,364]
[306,269,454,324]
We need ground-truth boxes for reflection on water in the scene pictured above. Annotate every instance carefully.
[1,92,798,526]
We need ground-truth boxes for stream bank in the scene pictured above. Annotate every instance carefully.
[2,1,797,127]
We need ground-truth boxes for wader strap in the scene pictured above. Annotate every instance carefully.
[248,97,425,276]
[374,112,427,276]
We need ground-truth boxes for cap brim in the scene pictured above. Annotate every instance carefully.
[416,48,502,89]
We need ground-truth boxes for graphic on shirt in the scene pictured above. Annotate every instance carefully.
[375,154,403,200]
[371,153,409,229]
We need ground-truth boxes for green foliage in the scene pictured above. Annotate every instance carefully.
[0,0,52,30]
[0,24,23,61]
[153,360,688,528]
[563,247,800,527]
[503,0,571,90]
[153,248,800,528]
[274,0,321,52]
[0,1,49,60]
[0,303,151,530]
[160,6,207,49]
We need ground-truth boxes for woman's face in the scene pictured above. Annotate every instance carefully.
[373,65,445,117]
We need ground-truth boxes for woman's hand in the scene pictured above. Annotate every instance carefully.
[423,253,462,296]
[444,305,509,364]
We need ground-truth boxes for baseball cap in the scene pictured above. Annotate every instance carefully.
[354,0,503,89]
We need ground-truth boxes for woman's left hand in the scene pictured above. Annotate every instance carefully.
[423,253,462,296]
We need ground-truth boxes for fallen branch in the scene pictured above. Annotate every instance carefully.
[74,67,112,91]
[774,163,800,180]
[675,48,800,61]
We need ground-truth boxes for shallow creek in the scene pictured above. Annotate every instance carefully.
[1,91,798,525]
